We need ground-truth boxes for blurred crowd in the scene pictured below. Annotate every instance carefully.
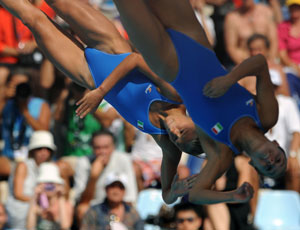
[0,0,299,229]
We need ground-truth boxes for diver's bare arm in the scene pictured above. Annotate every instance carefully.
[94,52,181,103]
[227,54,270,84]
[134,54,182,103]
[153,135,187,204]
[160,146,182,204]
[227,54,278,128]
[203,54,270,98]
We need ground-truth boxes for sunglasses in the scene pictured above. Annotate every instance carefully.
[176,217,195,224]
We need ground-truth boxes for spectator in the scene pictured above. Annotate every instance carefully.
[98,100,135,153]
[0,69,51,160]
[278,0,300,108]
[27,162,73,230]
[278,0,300,74]
[80,172,144,230]
[174,202,204,230]
[265,72,300,191]
[239,33,290,96]
[206,0,235,68]
[190,0,216,46]
[6,130,56,229]
[224,0,278,65]
[131,131,163,190]
[0,203,8,230]
[56,82,102,158]
[74,130,137,220]
[0,1,55,78]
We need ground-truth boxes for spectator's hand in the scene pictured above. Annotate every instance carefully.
[17,98,29,115]
[76,88,104,119]
[17,41,36,55]
[55,184,66,198]
[232,182,254,203]
[170,174,198,198]
[90,155,106,179]
[203,75,231,98]
[34,184,44,200]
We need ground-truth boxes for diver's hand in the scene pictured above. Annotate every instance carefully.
[232,182,254,203]
[76,88,104,118]
[170,174,198,198]
[203,75,231,98]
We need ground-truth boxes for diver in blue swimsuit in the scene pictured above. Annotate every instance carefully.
[0,0,201,205]
[112,0,287,204]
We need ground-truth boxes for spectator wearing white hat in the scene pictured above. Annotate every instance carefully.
[27,162,73,230]
[6,130,56,229]
[81,172,144,230]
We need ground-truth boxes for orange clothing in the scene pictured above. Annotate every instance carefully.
[0,1,55,64]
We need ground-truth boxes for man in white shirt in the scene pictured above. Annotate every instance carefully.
[73,130,138,220]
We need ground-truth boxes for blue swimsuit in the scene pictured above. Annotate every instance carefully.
[84,48,178,134]
[167,29,263,154]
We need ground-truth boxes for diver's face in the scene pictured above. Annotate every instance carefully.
[248,141,287,178]
[165,114,203,154]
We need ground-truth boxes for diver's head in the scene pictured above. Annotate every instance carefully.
[164,114,203,155]
[247,139,287,179]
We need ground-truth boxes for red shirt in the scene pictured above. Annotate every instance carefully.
[0,1,55,64]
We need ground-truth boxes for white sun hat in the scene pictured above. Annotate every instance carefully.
[104,172,128,188]
[37,162,64,185]
[28,131,56,152]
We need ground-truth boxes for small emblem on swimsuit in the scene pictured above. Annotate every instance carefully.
[137,120,144,130]
[211,122,223,135]
[246,99,254,107]
[145,84,152,94]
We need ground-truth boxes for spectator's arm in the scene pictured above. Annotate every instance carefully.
[57,191,72,229]
[26,192,39,230]
[40,59,55,89]
[53,89,69,122]
[121,154,138,203]
[13,162,31,202]
[123,120,135,152]
[0,46,19,57]
[279,50,300,75]
[80,208,98,230]
[266,8,279,61]
[73,157,90,202]
[79,156,105,204]
[23,102,51,130]
[93,107,119,129]
[269,0,283,24]
[224,13,248,64]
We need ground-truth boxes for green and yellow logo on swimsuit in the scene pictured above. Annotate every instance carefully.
[137,120,144,130]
